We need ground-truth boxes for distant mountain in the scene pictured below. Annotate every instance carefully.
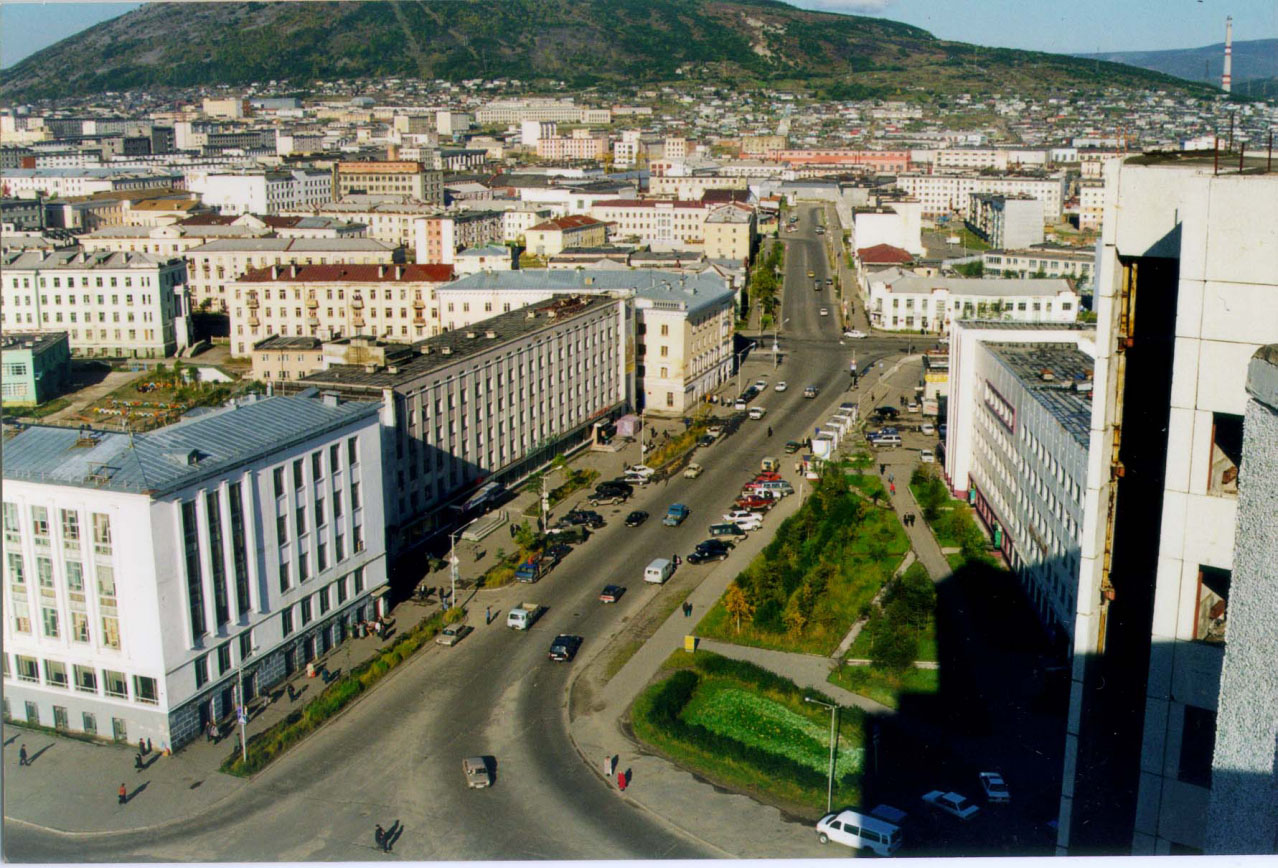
[1078,38,1278,91]
[0,0,1213,102]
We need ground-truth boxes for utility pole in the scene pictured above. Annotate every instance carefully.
[805,696,838,813]
[448,530,460,610]
[235,669,247,765]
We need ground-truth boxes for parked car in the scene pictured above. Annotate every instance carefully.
[624,510,649,527]
[907,400,920,412]
[598,584,626,604]
[804,385,819,399]
[548,634,583,662]
[623,472,652,486]
[784,440,802,454]
[706,425,724,438]
[920,423,936,435]
[733,398,748,410]
[979,772,1010,803]
[564,509,605,529]
[753,471,783,481]
[435,624,474,647]
[748,406,767,420]
[708,522,748,538]
[819,307,829,316]
[774,381,788,392]
[919,449,935,463]
[698,434,717,447]
[545,543,572,562]
[683,462,704,479]
[875,406,901,419]
[735,495,774,511]
[922,790,981,820]
[815,809,902,857]
[826,277,834,286]
[724,510,764,530]
[463,756,492,789]
[843,329,868,339]
[625,464,656,478]
[688,541,734,564]
[807,269,815,277]
[753,379,768,390]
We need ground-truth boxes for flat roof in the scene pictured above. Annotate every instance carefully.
[298,294,618,390]
[877,274,1074,297]
[986,342,1094,447]
[1,249,179,270]
[442,268,734,316]
[0,332,67,355]
[3,393,379,496]
[187,238,396,253]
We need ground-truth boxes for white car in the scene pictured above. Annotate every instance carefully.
[921,423,936,435]
[752,379,768,390]
[922,790,981,820]
[748,406,767,420]
[907,401,920,412]
[774,381,788,392]
[723,510,764,529]
[819,307,829,316]
[683,462,704,479]
[623,473,652,486]
[919,449,935,463]
[979,772,1010,803]
[815,809,902,857]
[625,464,655,478]
[843,329,868,339]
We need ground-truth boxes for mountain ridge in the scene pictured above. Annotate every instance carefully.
[0,0,1216,102]
[1076,38,1278,89]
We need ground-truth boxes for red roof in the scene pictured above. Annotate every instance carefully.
[529,215,605,232]
[238,263,455,283]
[857,244,914,264]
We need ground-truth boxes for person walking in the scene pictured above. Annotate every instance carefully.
[146,738,153,754]
[118,783,128,805]
[766,426,772,437]
[134,752,144,771]
[485,605,492,625]
[18,744,28,767]
[374,825,386,853]
[890,482,896,496]
[879,463,886,475]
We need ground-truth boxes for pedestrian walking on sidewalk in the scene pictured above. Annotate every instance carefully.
[138,737,147,756]
[134,753,143,771]
[888,471,894,484]
[118,783,127,805]
[890,482,896,496]
[146,738,153,754]
[374,825,386,852]
[18,744,28,766]
[879,463,886,475]
[485,605,492,625]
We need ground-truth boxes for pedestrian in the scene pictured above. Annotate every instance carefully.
[118,783,127,805]
[617,769,628,791]
[485,605,492,625]
[18,744,28,766]
[509,524,516,540]
[375,825,386,852]
[138,737,146,756]
[134,752,143,770]
[146,738,153,754]
[879,463,886,475]
[890,482,896,496]
[766,426,772,437]
[888,471,894,484]
[286,683,296,702]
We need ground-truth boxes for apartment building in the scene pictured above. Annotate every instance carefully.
[983,245,1095,290]
[1,332,70,407]
[867,270,1079,334]
[81,215,365,259]
[1058,160,1278,857]
[588,198,711,248]
[1077,180,1106,231]
[647,175,749,199]
[453,245,516,275]
[332,161,443,205]
[302,199,437,249]
[702,204,757,263]
[946,321,1096,645]
[895,173,1067,219]
[475,99,610,125]
[536,133,608,162]
[1,392,386,750]
[188,170,333,215]
[186,238,400,313]
[249,335,324,384]
[966,194,1045,250]
[412,211,504,266]
[524,215,608,258]
[0,168,182,199]
[292,295,630,552]
[740,135,787,156]
[435,269,735,415]
[852,202,925,258]
[1,249,189,358]
[762,149,910,172]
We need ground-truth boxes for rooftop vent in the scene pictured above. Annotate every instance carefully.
[441,346,452,355]
[526,311,537,319]
[1040,369,1055,382]
[485,330,496,339]
[322,392,340,407]
[465,331,477,339]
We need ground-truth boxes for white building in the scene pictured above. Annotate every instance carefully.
[895,172,1067,219]
[983,245,1095,290]
[188,170,333,215]
[1057,160,1278,856]
[852,202,924,257]
[1077,180,1106,231]
[0,168,181,200]
[1,393,386,750]
[966,194,1045,250]
[1,249,190,358]
[589,198,714,249]
[867,270,1079,334]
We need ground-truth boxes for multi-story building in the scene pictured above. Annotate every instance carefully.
[188,170,333,215]
[453,245,516,275]
[945,321,1096,646]
[300,199,437,250]
[475,99,610,125]
[852,202,925,258]
[291,295,631,552]
[1,249,189,358]
[0,168,183,199]
[589,198,712,248]
[412,211,504,266]
[983,244,1095,290]
[186,238,400,313]
[435,269,736,415]
[966,194,1045,250]
[895,172,1067,219]
[249,335,323,384]
[524,215,608,258]
[762,149,910,173]
[229,263,455,356]
[647,175,749,200]
[1058,160,1278,857]
[702,203,757,263]
[332,161,443,205]
[2,197,46,231]
[866,270,1079,334]
[1,332,71,407]
[536,133,608,162]
[1077,179,1106,231]
[1,392,386,750]
[81,215,366,259]
[739,135,787,157]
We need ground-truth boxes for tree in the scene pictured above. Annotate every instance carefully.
[724,582,754,634]
[783,595,807,637]
[870,622,916,672]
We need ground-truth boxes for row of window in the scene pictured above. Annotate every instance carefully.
[6,655,157,705]
[280,568,365,638]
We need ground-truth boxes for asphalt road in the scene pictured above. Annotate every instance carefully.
[6,205,917,862]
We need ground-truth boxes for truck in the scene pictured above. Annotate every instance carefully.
[506,602,545,630]
[514,556,547,583]
[663,503,690,526]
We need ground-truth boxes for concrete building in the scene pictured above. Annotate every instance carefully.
[1,249,190,358]
[588,198,713,249]
[983,244,1095,290]
[188,170,333,216]
[895,173,1067,219]
[291,295,630,553]
[867,270,1079,334]
[435,269,736,415]
[1,332,71,407]
[945,321,1096,645]
[476,100,609,125]
[1057,160,1278,857]
[412,211,504,266]
[1,392,386,750]
[249,335,323,384]
[201,98,247,119]
[453,245,516,275]
[853,203,925,258]
[763,149,910,173]
[702,203,757,264]
[2,197,46,232]
[303,199,437,250]
[966,194,1045,251]
[230,263,455,356]
[1078,180,1106,231]
[186,238,400,313]
[647,175,749,200]
[536,132,608,162]
[524,215,608,258]
[333,161,443,205]
[1,168,182,200]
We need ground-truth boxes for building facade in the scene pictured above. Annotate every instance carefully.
[983,245,1094,290]
[412,211,504,265]
[524,215,608,258]
[895,173,1067,219]
[1,332,71,407]
[333,161,443,205]
[867,271,1079,334]
[1,393,387,751]
[966,194,1045,250]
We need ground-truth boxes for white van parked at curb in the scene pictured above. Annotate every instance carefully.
[815,809,902,856]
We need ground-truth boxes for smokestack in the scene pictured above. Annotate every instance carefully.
[1222,16,1233,93]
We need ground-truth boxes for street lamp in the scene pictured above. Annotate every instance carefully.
[448,529,462,610]
[772,318,791,371]
[805,695,839,814]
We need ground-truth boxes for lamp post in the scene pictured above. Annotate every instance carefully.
[448,529,462,610]
[805,695,839,814]
[735,341,756,398]
[772,317,790,371]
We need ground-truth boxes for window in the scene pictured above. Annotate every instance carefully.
[216,643,231,676]
[293,459,304,489]
[319,585,331,615]
[103,670,127,699]
[1194,566,1230,644]
[353,566,365,595]
[207,490,229,627]
[1178,705,1217,788]
[316,498,325,528]
[31,506,50,540]
[83,712,97,735]
[1207,413,1243,496]
[273,466,285,499]
[333,491,343,519]
[281,607,294,637]
[194,655,209,688]
[74,665,98,693]
[61,509,80,544]
[300,596,313,626]
[351,481,361,510]
[41,606,59,638]
[3,501,19,542]
[133,675,158,705]
[336,577,348,605]
[277,513,289,545]
[239,630,254,661]
[16,656,39,682]
[92,512,112,554]
[181,501,206,638]
[347,437,358,465]
[44,660,67,688]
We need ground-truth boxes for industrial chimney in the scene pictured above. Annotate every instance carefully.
[1222,16,1233,93]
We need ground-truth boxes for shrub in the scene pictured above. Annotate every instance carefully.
[870,622,917,671]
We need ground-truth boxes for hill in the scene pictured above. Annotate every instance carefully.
[1078,38,1278,91]
[0,0,1215,102]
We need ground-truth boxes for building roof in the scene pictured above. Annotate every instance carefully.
[239,263,454,283]
[0,332,68,355]
[704,204,753,224]
[528,215,604,232]
[985,342,1095,447]
[251,335,323,352]
[297,294,619,390]
[455,245,512,258]
[857,243,914,264]
[592,199,709,210]
[2,393,379,497]
[442,268,734,316]
[875,273,1074,297]
[187,237,396,254]
[1,249,179,270]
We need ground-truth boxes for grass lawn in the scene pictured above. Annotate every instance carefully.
[846,618,936,662]
[827,664,939,710]
[848,473,885,499]
[11,397,71,419]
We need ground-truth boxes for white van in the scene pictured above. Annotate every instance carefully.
[644,558,675,584]
[872,434,903,448]
[815,809,902,857]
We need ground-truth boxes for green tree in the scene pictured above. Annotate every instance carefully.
[783,595,807,637]
[870,622,917,671]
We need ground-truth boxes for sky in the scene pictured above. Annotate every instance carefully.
[0,0,1276,69]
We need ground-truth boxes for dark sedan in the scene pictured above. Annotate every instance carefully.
[598,584,626,603]
[624,510,649,527]
[548,634,583,662]
[687,540,734,564]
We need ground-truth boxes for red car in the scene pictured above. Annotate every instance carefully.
[735,496,774,511]
[754,472,783,483]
